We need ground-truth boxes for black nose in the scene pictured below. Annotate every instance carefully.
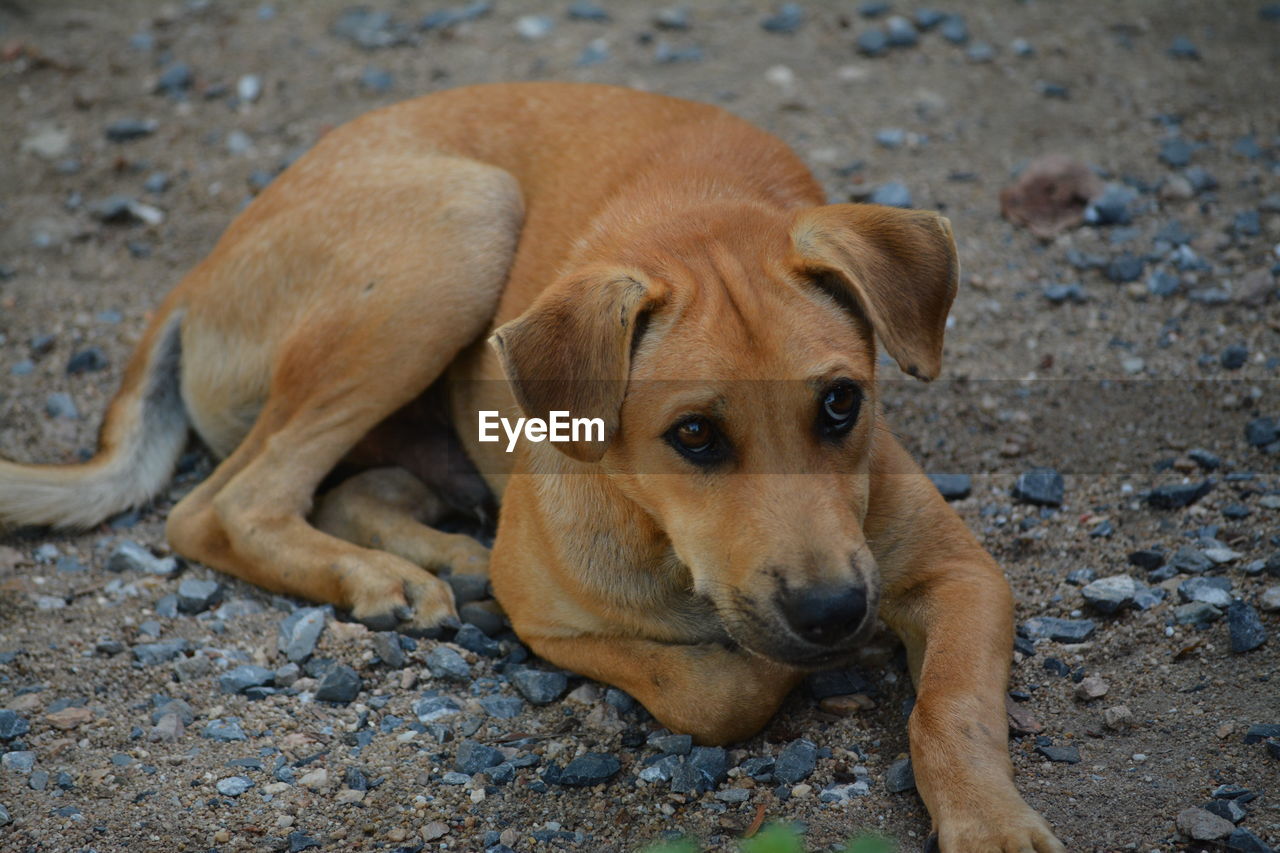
[779,583,867,645]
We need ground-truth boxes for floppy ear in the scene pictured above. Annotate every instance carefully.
[790,204,959,381]
[489,267,657,462]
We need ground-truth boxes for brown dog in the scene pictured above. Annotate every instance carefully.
[0,82,1062,851]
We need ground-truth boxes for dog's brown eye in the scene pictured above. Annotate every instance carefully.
[665,416,727,465]
[819,381,862,437]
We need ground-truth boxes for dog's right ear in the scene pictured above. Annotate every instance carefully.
[489,267,660,463]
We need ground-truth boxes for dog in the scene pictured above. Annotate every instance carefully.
[0,82,1063,851]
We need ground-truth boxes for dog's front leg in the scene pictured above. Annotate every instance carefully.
[525,634,803,745]
[870,441,1064,853]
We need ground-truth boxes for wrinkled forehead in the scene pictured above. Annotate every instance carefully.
[635,261,877,384]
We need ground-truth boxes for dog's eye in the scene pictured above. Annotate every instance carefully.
[666,416,726,464]
[819,381,862,437]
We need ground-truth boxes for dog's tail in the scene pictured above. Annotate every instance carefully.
[0,304,188,530]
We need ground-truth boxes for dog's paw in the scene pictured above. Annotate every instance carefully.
[930,805,1064,853]
[440,533,490,577]
[344,554,460,636]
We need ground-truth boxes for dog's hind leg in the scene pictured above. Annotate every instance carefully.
[165,154,521,632]
[312,467,490,577]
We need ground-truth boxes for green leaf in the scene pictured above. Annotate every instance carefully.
[640,839,700,853]
[739,823,805,853]
[840,835,895,853]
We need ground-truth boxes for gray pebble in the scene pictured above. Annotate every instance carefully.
[479,695,524,719]
[359,67,394,94]
[1167,36,1199,60]
[0,711,30,741]
[219,664,275,694]
[1174,601,1222,626]
[66,347,108,375]
[413,694,462,723]
[1105,253,1145,283]
[45,392,78,420]
[156,62,193,97]
[558,752,620,786]
[886,757,915,792]
[1036,745,1080,763]
[653,6,691,30]
[939,15,969,44]
[278,606,328,663]
[1084,184,1137,226]
[1159,137,1194,168]
[105,119,158,142]
[454,623,502,657]
[1012,467,1064,507]
[774,738,818,784]
[203,718,247,742]
[314,664,362,704]
[426,646,471,681]
[653,40,703,63]
[567,1,610,22]
[648,733,693,756]
[133,638,189,666]
[2,751,35,774]
[177,578,223,614]
[928,473,971,500]
[455,739,504,774]
[884,16,917,47]
[1176,806,1234,841]
[1044,283,1087,305]
[509,667,568,704]
[966,41,995,62]
[1147,480,1213,510]
[1221,344,1248,370]
[856,29,889,57]
[761,4,804,34]
[869,181,912,208]
[445,573,489,605]
[107,541,178,576]
[371,632,406,669]
[216,775,253,797]
[1081,575,1140,615]
[1226,601,1266,653]
[1178,577,1233,608]
[1021,617,1096,643]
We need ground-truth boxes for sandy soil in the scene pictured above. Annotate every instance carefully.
[1,1,1278,851]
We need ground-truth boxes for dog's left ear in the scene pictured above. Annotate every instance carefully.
[489,267,659,462]
[790,204,959,381]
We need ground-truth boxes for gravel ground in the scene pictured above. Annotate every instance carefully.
[2,1,1279,851]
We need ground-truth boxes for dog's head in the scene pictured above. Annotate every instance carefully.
[491,203,958,668]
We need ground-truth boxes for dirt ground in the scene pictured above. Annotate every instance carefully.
[1,1,1278,851]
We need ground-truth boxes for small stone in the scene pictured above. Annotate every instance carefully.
[885,757,915,793]
[459,602,505,636]
[1176,806,1234,842]
[914,9,946,29]
[688,746,728,788]
[514,14,554,40]
[1021,617,1096,643]
[1227,602,1266,653]
[1044,283,1087,305]
[1178,577,1233,608]
[818,693,876,715]
[278,606,328,663]
[106,541,178,576]
[203,718,247,742]
[426,646,471,681]
[1065,568,1097,586]
[177,578,223,614]
[856,29,889,57]
[0,711,31,741]
[237,74,263,103]
[455,740,504,774]
[1203,798,1248,824]
[314,664,361,704]
[939,14,969,44]
[66,347,108,375]
[149,713,184,743]
[869,181,912,208]
[298,768,329,791]
[1147,480,1213,510]
[1245,417,1279,448]
[509,667,568,704]
[357,67,394,94]
[105,118,158,142]
[885,16,917,47]
[1035,745,1080,763]
[1167,36,1200,59]
[156,62,193,97]
[653,6,690,30]
[1105,253,1145,283]
[371,632,406,669]
[761,4,804,34]
[1084,183,1137,226]
[413,694,461,723]
[1221,344,1249,370]
[133,638,189,666]
[1075,677,1109,701]
[966,41,995,62]
[45,392,78,420]
[45,706,93,730]
[1169,546,1213,574]
[648,733,694,755]
[928,473,971,500]
[567,1,610,22]
[1159,137,1195,168]
[1260,586,1280,612]
[1013,468,1064,507]
[454,623,502,657]
[219,665,274,694]
[1175,601,1222,626]
[774,739,818,784]
[1081,575,1139,615]
[216,776,253,797]
[3,751,36,774]
[557,752,619,786]
[1226,828,1273,853]
[1103,705,1133,731]
[479,695,524,719]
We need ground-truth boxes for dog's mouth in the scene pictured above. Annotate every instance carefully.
[717,601,877,671]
